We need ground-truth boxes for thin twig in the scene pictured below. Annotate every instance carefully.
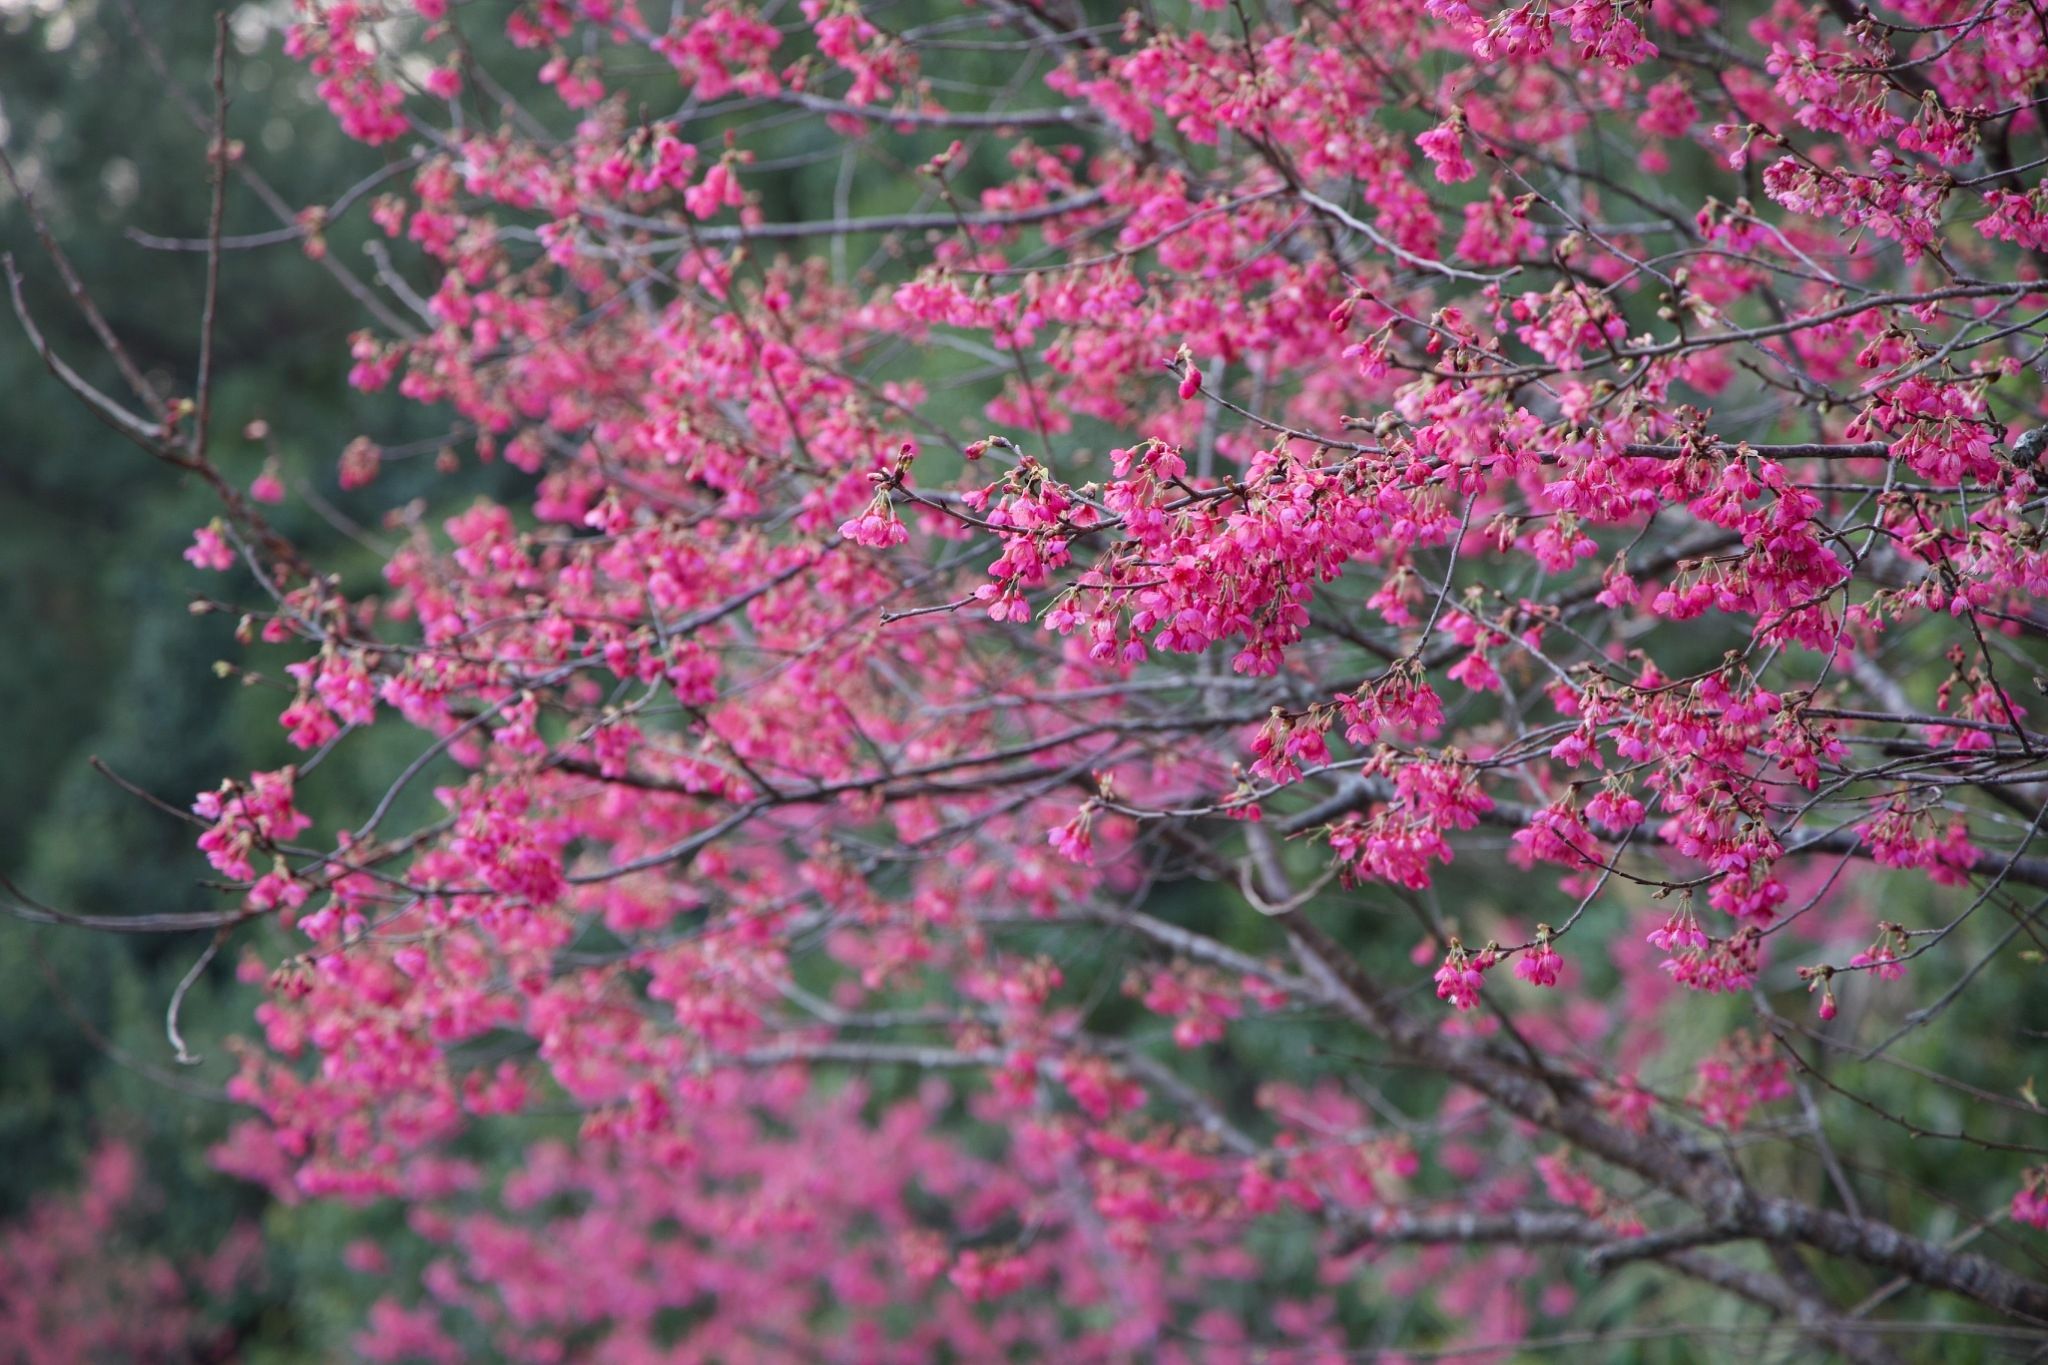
[191,11,230,460]
[165,931,226,1065]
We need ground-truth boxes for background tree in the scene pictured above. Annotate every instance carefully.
[8,0,2048,1359]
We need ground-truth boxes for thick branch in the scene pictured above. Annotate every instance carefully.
[1277,910,2048,1323]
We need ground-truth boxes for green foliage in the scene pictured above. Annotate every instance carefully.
[0,3,451,1351]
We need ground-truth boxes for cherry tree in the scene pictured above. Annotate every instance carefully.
[11,0,2048,1357]
[0,1141,260,1363]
